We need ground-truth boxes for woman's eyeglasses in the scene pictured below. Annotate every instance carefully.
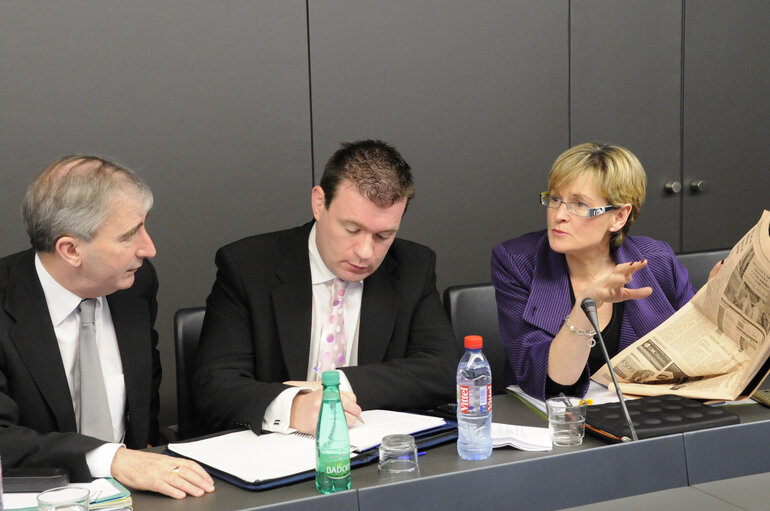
[540,192,619,218]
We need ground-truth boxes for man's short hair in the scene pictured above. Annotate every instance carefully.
[320,140,415,208]
[22,155,154,253]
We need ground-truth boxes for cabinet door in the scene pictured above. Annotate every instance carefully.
[571,0,683,250]
[309,0,568,287]
[683,0,770,251]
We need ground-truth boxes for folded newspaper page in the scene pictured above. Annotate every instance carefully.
[592,210,770,401]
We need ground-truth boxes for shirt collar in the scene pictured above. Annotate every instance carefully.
[34,253,102,326]
[308,223,338,285]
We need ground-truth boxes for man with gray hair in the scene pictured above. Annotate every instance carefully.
[0,156,214,499]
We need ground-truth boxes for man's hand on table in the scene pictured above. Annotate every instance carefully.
[110,447,215,499]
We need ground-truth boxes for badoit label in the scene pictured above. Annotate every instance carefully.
[325,461,350,478]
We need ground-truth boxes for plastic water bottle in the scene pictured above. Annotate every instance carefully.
[456,334,492,460]
[315,370,351,493]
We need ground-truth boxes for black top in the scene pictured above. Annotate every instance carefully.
[587,300,624,374]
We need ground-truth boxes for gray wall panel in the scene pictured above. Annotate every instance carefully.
[571,0,683,251]
[0,0,312,426]
[309,0,568,289]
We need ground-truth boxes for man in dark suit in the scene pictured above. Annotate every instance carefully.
[0,156,214,498]
[195,140,457,435]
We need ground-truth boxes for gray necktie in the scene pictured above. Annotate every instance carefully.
[78,299,113,441]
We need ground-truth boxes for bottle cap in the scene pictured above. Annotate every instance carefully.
[321,370,340,385]
[464,335,483,349]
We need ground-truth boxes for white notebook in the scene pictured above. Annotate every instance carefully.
[167,409,445,483]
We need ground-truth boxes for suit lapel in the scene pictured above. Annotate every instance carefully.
[358,255,399,364]
[272,225,314,380]
[614,240,677,348]
[524,237,572,336]
[107,290,151,427]
[5,251,78,432]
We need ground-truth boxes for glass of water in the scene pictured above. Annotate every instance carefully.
[378,434,420,483]
[37,486,89,511]
[546,396,587,447]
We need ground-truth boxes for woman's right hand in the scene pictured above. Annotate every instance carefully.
[582,260,653,307]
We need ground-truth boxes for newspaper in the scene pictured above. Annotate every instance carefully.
[592,210,770,401]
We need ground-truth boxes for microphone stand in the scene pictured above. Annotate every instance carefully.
[581,298,638,441]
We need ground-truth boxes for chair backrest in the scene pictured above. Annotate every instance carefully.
[443,283,507,395]
[676,249,730,291]
[174,307,205,440]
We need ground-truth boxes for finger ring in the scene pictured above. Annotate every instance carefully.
[171,466,180,474]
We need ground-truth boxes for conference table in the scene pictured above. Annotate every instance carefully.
[133,394,770,511]
[559,471,770,510]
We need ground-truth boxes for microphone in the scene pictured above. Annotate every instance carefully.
[581,298,638,441]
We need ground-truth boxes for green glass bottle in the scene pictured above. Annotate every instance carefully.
[315,371,351,493]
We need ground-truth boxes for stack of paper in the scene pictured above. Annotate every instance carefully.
[491,423,551,451]
[506,380,624,416]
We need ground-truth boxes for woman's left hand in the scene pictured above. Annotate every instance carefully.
[708,259,725,281]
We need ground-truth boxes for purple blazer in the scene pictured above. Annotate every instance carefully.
[491,230,695,400]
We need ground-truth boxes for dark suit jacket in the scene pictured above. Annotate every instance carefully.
[0,250,161,481]
[492,231,696,401]
[194,221,458,433]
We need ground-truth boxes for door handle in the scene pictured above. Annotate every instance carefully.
[690,180,706,193]
[664,180,682,194]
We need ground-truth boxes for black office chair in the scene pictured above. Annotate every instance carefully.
[174,307,206,440]
[443,283,507,395]
[676,249,730,291]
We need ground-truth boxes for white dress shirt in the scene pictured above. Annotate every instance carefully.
[262,224,363,432]
[35,254,125,477]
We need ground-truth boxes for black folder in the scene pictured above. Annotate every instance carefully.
[585,394,739,443]
[165,419,457,491]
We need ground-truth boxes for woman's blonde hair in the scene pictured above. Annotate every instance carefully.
[548,142,646,247]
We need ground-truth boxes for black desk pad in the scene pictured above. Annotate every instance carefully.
[586,394,739,443]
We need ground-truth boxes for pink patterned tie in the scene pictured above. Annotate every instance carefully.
[316,277,349,378]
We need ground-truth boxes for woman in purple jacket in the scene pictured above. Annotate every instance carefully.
[492,142,716,400]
